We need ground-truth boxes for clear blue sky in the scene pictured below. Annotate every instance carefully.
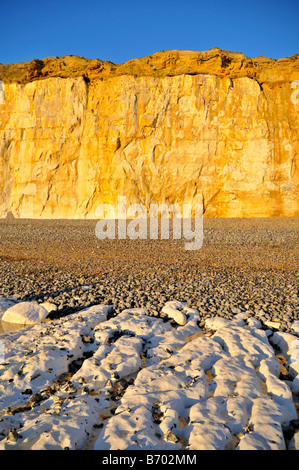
[0,0,298,65]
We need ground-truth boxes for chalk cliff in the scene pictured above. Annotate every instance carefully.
[0,49,298,218]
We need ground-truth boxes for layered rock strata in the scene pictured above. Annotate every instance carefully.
[0,49,298,218]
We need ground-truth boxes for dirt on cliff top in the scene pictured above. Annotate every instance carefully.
[0,48,298,84]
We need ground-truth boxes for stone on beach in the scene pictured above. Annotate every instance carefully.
[40,302,57,313]
[161,301,188,325]
[1,301,49,325]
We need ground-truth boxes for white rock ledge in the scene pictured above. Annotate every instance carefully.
[0,300,298,450]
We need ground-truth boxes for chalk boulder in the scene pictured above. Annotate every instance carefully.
[2,301,49,325]
[40,301,57,313]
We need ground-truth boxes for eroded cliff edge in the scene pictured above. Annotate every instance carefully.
[0,48,298,218]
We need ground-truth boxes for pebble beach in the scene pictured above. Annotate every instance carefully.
[0,217,298,450]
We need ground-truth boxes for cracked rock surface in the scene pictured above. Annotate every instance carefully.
[0,301,298,450]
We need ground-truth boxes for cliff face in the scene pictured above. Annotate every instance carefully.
[0,49,298,218]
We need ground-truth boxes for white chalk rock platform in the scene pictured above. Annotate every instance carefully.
[1,301,49,325]
[0,300,298,450]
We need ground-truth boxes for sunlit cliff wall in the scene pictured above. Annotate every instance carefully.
[0,49,298,218]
